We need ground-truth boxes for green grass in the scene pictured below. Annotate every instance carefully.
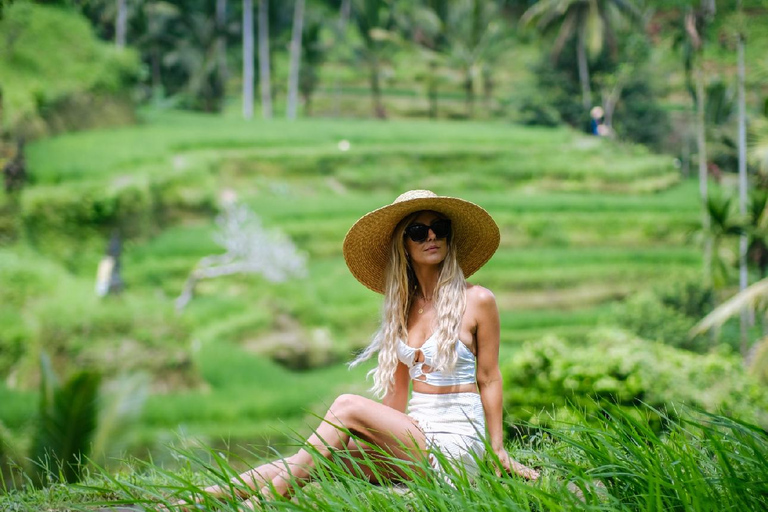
[3,407,766,511]
[28,108,674,189]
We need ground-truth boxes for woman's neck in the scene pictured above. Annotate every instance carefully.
[412,266,440,301]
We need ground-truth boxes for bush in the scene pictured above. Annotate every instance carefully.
[612,277,713,352]
[20,170,215,262]
[0,2,141,134]
[0,248,197,390]
[501,329,768,435]
[516,91,562,127]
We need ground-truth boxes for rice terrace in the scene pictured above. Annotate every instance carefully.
[1,0,768,510]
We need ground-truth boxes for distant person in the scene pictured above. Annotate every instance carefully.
[95,232,124,297]
[174,190,538,509]
[590,106,605,136]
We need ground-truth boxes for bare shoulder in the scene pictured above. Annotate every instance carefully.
[466,283,498,310]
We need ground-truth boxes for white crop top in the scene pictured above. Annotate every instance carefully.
[396,333,477,387]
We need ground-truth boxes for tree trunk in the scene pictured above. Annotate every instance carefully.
[287,0,305,120]
[370,56,386,119]
[258,0,272,119]
[216,0,228,100]
[333,0,352,117]
[464,67,474,118]
[428,61,438,119]
[576,26,592,110]
[243,0,254,119]
[115,0,128,48]
[737,0,749,355]
[151,46,162,97]
[695,67,711,284]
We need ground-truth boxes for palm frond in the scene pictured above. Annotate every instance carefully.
[31,363,101,485]
[585,0,604,58]
[690,277,768,337]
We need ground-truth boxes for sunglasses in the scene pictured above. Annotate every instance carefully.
[404,219,452,243]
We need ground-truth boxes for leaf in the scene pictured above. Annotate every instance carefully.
[31,365,101,485]
[690,277,768,337]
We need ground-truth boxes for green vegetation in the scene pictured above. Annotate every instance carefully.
[503,329,768,433]
[2,0,768,508]
[3,407,767,511]
[0,110,705,446]
[0,2,139,134]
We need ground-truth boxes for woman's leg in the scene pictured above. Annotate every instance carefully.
[263,393,427,497]
[185,393,425,506]
[199,458,292,500]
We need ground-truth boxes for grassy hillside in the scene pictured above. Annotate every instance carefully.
[0,109,701,459]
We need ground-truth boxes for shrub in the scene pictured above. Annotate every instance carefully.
[501,329,768,435]
[0,2,140,134]
[0,248,196,390]
[517,91,562,127]
[20,170,215,262]
[611,277,713,352]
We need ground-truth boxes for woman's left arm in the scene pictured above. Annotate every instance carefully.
[474,287,539,480]
[473,287,505,454]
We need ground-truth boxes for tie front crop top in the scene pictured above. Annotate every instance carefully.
[396,333,477,387]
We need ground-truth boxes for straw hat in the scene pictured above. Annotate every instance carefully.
[343,190,500,294]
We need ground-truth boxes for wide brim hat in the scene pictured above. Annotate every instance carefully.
[343,190,500,294]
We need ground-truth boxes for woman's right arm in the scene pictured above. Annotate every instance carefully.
[382,362,409,412]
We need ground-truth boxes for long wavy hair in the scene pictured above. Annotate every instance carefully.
[350,211,467,398]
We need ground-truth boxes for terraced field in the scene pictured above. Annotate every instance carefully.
[1,109,701,456]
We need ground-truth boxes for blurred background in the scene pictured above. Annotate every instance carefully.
[1,0,768,492]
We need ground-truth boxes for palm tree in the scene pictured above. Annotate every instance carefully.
[351,0,396,118]
[691,189,768,358]
[444,0,507,118]
[287,0,305,120]
[392,0,446,117]
[243,0,254,119]
[300,9,330,117]
[521,0,642,110]
[162,11,224,112]
[701,191,742,290]
[258,0,273,119]
[332,0,352,117]
[736,0,749,342]
[135,1,179,99]
[115,0,128,48]
[672,2,716,282]
[747,190,768,279]
[216,0,228,100]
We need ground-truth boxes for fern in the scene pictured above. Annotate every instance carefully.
[30,354,101,485]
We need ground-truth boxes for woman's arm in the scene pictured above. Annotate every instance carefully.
[382,362,409,412]
[474,286,539,480]
[473,286,505,451]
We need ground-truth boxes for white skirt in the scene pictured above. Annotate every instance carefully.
[407,391,486,476]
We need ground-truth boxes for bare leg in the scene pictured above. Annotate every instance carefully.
[200,458,291,500]
[263,394,427,497]
[179,394,426,507]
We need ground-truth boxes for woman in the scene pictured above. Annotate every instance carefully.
[183,190,538,509]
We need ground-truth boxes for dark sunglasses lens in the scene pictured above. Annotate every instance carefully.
[406,224,430,242]
[431,219,451,238]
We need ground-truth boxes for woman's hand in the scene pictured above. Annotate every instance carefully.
[494,447,540,480]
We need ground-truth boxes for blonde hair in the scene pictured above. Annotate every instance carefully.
[350,211,467,398]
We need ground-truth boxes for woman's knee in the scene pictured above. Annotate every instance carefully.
[329,393,368,424]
